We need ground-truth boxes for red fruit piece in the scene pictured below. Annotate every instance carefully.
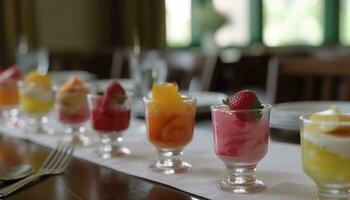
[223,90,263,122]
[0,67,4,74]
[106,81,125,97]
[0,65,21,81]
[103,81,126,107]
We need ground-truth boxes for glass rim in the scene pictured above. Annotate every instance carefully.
[300,114,350,125]
[143,95,196,103]
[210,104,272,113]
[17,80,56,89]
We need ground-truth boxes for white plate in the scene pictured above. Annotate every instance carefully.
[271,101,350,131]
[133,91,227,117]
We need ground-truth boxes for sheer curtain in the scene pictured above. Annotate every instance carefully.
[0,0,37,66]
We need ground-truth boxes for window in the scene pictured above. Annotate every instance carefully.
[212,0,250,47]
[165,0,192,47]
[340,0,350,45]
[263,0,324,46]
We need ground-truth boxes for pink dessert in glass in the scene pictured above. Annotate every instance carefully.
[56,76,91,146]
[57,76,90,125]
[211,90,271,194]
[212,105,269,164]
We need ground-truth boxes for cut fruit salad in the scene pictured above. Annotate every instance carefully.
[145,83,195,148]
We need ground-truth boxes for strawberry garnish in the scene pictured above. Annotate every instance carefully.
[0,65,21,81]
[102,82,126,109]
[223,90,263,122]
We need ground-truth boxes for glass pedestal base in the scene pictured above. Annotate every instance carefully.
[63,126,91,146]
[317,183,350,200]
[95,132,129,159]
[149,148,192,175]
[218,164,266,194]
[25,116,54,135]
[217,178,266,193]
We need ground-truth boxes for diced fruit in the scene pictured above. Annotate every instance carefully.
[223,90,263,122]
[57,76,90,124]
[102,81,126,107]
[25,71,51,87]
[106,81,125,96]
[59,76,89,93]
[146,82,195,148]
[151,83,182,101]
[91,97,130,132]
[150,83,187,114]
[90,82,131,132]
[0,67,4,74]
[160,117,193,144]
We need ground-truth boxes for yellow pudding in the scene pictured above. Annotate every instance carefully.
[301,105,350,184]
[19,72,54,116]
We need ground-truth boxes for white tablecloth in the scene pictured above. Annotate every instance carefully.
[0,117,317,200]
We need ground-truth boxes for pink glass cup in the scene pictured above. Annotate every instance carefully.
[56,91,91,146]
[211,104,271,193]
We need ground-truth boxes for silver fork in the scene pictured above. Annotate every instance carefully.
[0,144,74,197]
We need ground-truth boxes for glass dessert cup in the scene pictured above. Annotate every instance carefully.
[143,96,196,174]
[19,82,54,134]
[300,115,350,200]
[56,91,91,146]
[88,93,132,159]
[211,104,271,193]
[0,79,22,128]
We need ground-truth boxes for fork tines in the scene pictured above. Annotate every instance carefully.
[40,144,74,172]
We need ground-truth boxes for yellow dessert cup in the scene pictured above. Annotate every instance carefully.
[300,112,350,200]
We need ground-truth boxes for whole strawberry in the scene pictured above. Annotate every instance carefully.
[102,81,126,109]
[223,90,263,122]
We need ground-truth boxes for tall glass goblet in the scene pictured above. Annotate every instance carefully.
[300,115,350,200]
[143,96,196,174]
[19,81,54,134]
[211,104,271,193]
[56,91,91,146]
[88,93,132,159]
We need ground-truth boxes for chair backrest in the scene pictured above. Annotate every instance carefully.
[110,49,217,91]
[163,50,217,91]
[266,55,350,104]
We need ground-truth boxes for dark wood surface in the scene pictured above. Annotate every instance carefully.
[0,134,207,200]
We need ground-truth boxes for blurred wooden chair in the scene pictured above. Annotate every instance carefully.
[266,55,350,104]
[110,49,218,91]
[163,50,217,91]
[49,51,112,78]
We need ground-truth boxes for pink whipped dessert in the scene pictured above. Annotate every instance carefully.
[212,105,269,163]
[211,90,270,164]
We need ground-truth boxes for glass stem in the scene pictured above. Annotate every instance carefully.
[157,148,183,167]
[317,183,350,200]
[100,132,122,152]
[33,117,45,133]
[225,164,257,184]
